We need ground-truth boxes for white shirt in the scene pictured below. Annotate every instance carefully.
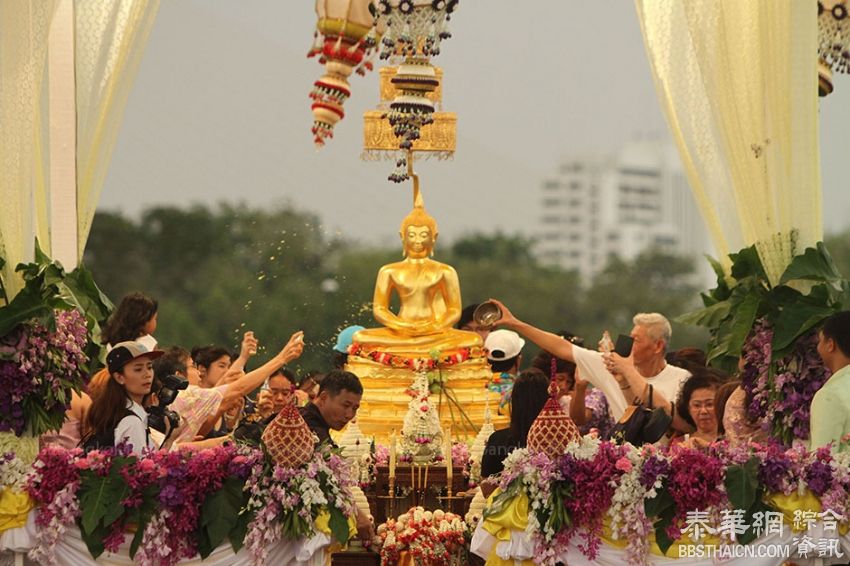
[114,400,156,455]
[572,346,690,420]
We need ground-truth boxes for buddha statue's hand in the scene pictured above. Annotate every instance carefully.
[277,331,305,363]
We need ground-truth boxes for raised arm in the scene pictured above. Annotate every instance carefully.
[488,299,576,362]
[221,331,304,405]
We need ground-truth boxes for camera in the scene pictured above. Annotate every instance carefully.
[147,373,188,436]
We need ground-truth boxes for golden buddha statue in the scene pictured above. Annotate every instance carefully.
[344,162,507,443]
[353,185,481,357]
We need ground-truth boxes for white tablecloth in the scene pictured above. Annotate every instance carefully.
[471,521,850,566]
[0,510,328,565]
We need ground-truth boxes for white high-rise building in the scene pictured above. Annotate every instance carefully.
[536,139,714,285]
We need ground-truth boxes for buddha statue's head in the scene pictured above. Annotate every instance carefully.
[399,205,438,259]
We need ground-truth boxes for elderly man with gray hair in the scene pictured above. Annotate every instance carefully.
[488,301,691,433]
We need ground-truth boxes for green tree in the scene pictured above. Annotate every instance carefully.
[84,206,709,376]
[581,249,707,351]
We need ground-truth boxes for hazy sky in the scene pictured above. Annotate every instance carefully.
[101,0,850,247]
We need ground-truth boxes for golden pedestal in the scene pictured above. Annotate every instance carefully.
[345,355,508,444]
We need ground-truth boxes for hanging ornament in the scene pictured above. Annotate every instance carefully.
[362,1,459,182]
[308,0,381,147]
[818,0,850,96]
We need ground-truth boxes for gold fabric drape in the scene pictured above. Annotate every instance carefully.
[75,0,160,260]
[0,1,57,299]
[635,0,822,285]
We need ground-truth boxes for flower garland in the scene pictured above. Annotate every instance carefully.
[377,507,468,565]
[0,309,88,436]
[486,447,561,564]
[348,342,484,370]
[243,448,356,565]
[607,445,653,565]
[25,445,83,565]
[23,443,354,566]
[741,320,829,445]
[481,439,850,565]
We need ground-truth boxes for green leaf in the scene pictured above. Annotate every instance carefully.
[724,457,759,512]
[771,301,835,354]
[738,496,774,545]
[328,505,351,545]
[708,291,760,362]
[705,254,731,299]
[644,485,674,519]
[61,264,114,324]
[128,482,161,559]
[129,521,145,558]
[199,477,245,559]
[655,520,674,555]
[676,300,731,328]
[229,509,253,553]
[729,245,768,283]
[77,517,107,558]
[78,469,129,534]
[779,242,842,285]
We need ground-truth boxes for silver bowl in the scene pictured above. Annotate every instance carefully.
[472,302,502,328]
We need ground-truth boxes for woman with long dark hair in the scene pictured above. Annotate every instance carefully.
[83,341,164,454]
[480,369,550,496]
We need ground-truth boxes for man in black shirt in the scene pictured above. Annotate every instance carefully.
[299,369,363,447]
[299,369,372,543]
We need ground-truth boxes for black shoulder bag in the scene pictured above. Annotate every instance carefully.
[610,384,672,446]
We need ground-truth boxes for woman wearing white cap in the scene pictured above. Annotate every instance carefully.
[82,341,164,454]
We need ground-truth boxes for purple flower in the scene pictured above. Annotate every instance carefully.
[639,454,670,489]
[805,450,834,496]
[159,483,185,506]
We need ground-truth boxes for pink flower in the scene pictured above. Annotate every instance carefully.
[615,457,632,473]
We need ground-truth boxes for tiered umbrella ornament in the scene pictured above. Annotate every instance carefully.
[371,0,460,182]
[308,0,381,147]
[818,0,850,95]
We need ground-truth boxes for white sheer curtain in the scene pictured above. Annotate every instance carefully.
[75,0,160,261]
[0,1,158,300]
[0,2,57,299]
[635,0,822,285]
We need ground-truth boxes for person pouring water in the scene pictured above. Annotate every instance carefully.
[484,300,691,433]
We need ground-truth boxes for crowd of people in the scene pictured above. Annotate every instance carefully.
[36,292,850,543]
[454,301,850,490]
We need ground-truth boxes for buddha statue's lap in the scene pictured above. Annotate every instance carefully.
[353,326,481,355]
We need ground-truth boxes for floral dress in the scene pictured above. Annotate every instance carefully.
[560,388,615,439]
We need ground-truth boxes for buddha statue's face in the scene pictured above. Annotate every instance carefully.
[402,224,436,259]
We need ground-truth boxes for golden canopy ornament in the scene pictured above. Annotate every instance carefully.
[362,66,456,164]
[362,0,460,182]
